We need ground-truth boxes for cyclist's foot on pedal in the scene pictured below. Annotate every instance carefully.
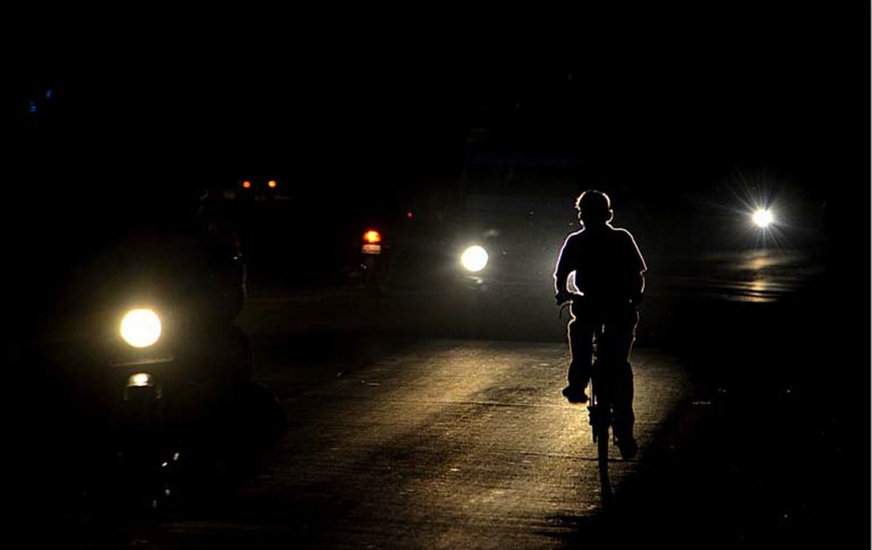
[616,436,638,460]
[562,385,589,404]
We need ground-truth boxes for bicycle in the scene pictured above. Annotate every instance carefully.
[588,340,617,505]
[559,292,638,506]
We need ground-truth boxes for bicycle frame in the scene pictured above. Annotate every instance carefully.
[588,321,618,505]
[559,292,637,506]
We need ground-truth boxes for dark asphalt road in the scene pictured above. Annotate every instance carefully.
[240,245,868,547]
[235,271,867,548]
[617,270,869,549]
[6,257,868,548]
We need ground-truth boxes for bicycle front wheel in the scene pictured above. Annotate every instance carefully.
[589,402,614,505]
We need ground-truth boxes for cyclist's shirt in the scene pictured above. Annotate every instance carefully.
[554,224,647,303]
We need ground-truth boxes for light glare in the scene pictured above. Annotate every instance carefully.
[120,309,162,348]
[752,209,774,228]
[461,245,489,272]
[363,230,382,244]
[128,373,154,387]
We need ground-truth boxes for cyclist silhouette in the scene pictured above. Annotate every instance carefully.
[553,189,647,459]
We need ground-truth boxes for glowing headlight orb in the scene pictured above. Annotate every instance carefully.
[120,309,162,348]
[752,209,774,228]
[461,245,489,272]
[128,373,154,387]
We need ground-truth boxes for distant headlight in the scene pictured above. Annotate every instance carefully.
[127,373,154,387]
[120,308,162,348]
[461,245,489,273]
[752,208,774,228]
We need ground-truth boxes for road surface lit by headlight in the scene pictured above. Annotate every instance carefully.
[662,247,825,303]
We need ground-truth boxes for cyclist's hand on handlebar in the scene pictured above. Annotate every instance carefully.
[555,291,573,306]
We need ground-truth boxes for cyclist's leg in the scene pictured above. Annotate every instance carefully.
[612,307,639,447]
[566,308,595,397]
[612,361,635,438]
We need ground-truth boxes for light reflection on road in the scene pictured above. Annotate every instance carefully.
[663,247,825,303]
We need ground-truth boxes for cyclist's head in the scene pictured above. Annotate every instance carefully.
[575,189,613,225]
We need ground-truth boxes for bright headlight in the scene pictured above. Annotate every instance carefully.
[120,308,162,348]
[461,245,489,272]
[128,373,154,387]
[752,208,774,228]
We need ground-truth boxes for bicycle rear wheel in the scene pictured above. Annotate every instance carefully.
[589,398,614,505]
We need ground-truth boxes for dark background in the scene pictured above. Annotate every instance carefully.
[9,6,869,184]
[5,5,869,338]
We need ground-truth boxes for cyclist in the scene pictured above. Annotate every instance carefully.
[553,189,647,459]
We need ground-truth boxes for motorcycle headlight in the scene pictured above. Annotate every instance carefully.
[460,245,489,273]
[120,308,162,348]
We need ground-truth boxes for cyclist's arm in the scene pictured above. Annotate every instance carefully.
[632,270,646,305]
[626,231,647,305]
[608,228,646,305]
[553,237,576,303]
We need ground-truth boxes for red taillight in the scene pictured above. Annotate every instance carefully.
[363,230,382,244]
[242,180,252,189]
